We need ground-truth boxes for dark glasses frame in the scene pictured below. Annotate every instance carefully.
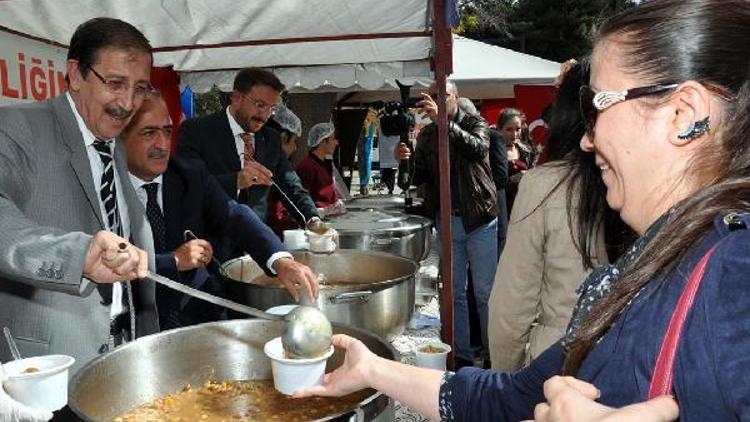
[579,82,734,137]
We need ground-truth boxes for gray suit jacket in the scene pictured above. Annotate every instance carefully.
[0,95,158,374]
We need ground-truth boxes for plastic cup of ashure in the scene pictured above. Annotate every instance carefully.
[283,229,309,250]
[263,336,334,395]
[413,341,451,370]
[2,354,75,412]
[305,229,337,253]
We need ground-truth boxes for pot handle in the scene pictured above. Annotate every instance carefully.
[370,237,398,246]
[330,291,373,305]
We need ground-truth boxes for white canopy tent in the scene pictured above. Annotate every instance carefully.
[0,0,435,96]
[450,35,559,99]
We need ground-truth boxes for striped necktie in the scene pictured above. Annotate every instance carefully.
[92,139,134,347]
[92,140,121,236]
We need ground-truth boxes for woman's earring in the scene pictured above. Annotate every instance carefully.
[677,116,710,141]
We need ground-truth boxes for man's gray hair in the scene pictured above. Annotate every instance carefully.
[457,97,477,115]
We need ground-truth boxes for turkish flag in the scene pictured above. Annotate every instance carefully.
[514,84,557,164]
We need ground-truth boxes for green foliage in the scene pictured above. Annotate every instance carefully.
[457,0,638,62]
[194,85,227,117]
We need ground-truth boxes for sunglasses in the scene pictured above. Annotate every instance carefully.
[579,82,735,137]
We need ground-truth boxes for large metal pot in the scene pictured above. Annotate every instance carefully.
[69,320,397,421]
[326,208,432,262]
[223,250,417,340]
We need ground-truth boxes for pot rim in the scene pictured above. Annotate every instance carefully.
[68,320,399,421]
[220,250,419,291]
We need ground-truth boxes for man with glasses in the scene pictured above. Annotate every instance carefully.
[0,17,159,376]
[176,68,319,252]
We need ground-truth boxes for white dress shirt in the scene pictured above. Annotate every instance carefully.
[66,93,131,318]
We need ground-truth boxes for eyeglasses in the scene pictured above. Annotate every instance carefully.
[242,94,277,115]
[87,66,154,99]
[579,82,735,137]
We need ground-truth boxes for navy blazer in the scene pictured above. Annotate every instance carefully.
[175,110,318,224]
[442,212,750,422]
[154,157,285,329]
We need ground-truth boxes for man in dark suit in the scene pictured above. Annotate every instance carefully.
[0,18,158,375]
[175,68,319,235]
[123,93,319,329]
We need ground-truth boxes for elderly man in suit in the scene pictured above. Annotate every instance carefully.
[0,18,159,374]
[175,68,320,243]
[122,93,319,329]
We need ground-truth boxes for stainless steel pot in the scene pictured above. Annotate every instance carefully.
[326,208,432,262]
[69,320,397,421]
[223,250,417,340]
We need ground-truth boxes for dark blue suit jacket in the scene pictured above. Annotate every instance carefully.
[155,157,285,329]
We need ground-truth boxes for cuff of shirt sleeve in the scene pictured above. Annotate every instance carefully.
[267,251,293,275]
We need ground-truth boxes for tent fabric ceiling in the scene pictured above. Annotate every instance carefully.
[0,0,434,92]
[0,2,559,96]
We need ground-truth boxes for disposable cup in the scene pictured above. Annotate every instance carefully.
[2,354,75,412]
[283,229,309,250]
[305,229,337,253]
[264,336,334,395]
[414,342,451,370]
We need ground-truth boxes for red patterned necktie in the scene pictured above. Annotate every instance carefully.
[240,132,254,162]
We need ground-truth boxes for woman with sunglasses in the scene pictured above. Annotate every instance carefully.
[295,1,750,420]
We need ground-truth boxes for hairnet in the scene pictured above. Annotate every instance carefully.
[271,105,302,137]
[307,122,335,148]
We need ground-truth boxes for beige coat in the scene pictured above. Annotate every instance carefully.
[489,164,608,371]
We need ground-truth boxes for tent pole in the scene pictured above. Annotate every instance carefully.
[432,0,455,370]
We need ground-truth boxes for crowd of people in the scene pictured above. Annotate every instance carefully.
[2,0,750,421]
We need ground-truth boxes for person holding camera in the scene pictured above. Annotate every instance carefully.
[395,81,498,368]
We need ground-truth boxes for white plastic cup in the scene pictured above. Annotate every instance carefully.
[414,342,451,370]
[2,354,75,412]
[283,229,309,250]
[263,336,334,395]
[305,229,337,253]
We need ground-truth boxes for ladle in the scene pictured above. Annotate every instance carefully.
[109,243,332,358]
[3,326,22,360]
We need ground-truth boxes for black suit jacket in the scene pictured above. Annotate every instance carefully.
[489,128,509,191]
[175,110,318,224]
[153,157,285,329]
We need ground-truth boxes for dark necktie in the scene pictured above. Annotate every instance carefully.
[92,140,121,235]
[143,183,166,253]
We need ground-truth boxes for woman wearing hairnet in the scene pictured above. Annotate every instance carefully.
[296,122,345,217]
[266,105,304,235]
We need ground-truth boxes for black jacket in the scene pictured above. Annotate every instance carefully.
[413,111,498,232]
[175,110,318,224]
[489,128,509,191]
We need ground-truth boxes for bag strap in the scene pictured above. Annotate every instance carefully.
[648,243,719,399]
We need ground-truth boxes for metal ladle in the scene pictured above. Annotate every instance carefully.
[110,242,332,358]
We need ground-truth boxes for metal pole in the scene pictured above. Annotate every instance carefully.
[432,0,455,370]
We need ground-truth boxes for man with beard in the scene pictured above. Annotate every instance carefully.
[176,68,319,253]
[123,93,319,329]
[0,18,158,375]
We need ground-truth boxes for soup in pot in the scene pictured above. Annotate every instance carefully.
[116,380,368,421]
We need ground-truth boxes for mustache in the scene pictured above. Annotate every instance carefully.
[147,147,169,159]
[105,105,133,120]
